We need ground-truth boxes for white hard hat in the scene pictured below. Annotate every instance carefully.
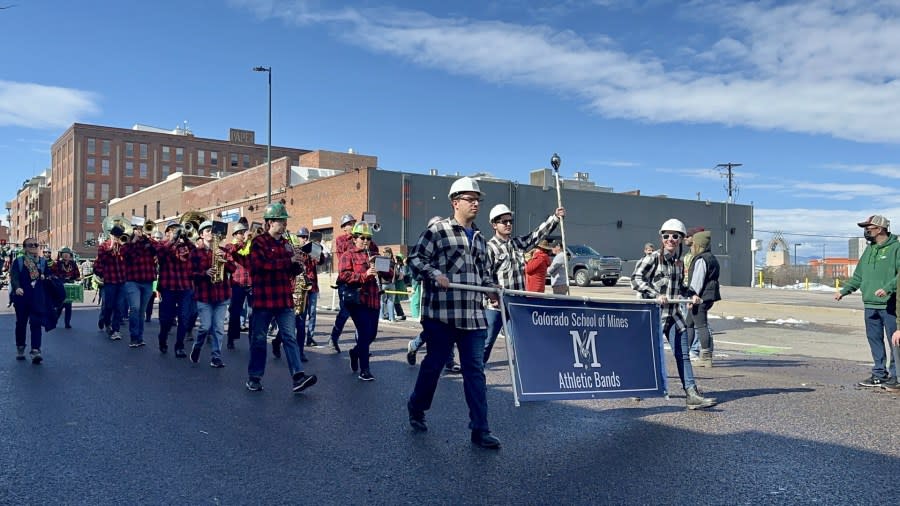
[659,218,687,235]
[489,204,513,222]
[448,176,482,200]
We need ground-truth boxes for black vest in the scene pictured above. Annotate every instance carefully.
[689,250,721,303]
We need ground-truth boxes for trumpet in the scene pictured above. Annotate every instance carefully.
[143,219,157,234]
[118,228,133,244]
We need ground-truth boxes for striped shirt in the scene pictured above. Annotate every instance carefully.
[630,250,696,331]
[408,217,494,330]
[486,214,559,290]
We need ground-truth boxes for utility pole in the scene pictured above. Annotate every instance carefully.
[716,162,742,255]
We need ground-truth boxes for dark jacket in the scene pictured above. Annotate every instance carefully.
[687,231,721,303]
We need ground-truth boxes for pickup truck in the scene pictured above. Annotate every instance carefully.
[563,244,622,287]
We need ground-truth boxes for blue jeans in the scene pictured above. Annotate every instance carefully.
[863,307,898,378]
[158,288,194,350]
[227,285,251,343]
[381,288,395,321]
[304,291,319,338]
[194,300,227,361]
[295,311,307,360]
[99,282,126,332]
[663,318,696,390]
[348,304,379,372]
[124,281,153,343]
[483,307,504,362]
[248,307,303,380]
[409,318,490,432]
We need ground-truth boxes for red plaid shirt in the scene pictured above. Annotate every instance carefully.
[52,259,81,283]
[335,233,379,259]
[338,247,391,309]
[154,240,195,291]
[249,232,302,310]
[122,236,158,283]
[223,241,251,287]
[191,244,234,303]
[95,241,127,284]
[302,254,319,293]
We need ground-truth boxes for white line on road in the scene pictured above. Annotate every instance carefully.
[717,340,793,350]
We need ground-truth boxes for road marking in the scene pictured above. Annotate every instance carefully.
[717,339,792,350]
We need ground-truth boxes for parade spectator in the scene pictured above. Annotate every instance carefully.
[547,240,568,295]
[643,242,655,257]
[686,230,720,367]
[836,215,900,388]
[682,226,704,359]
[484,203,563,362]
[407,176,502,449]
[525,240,552,293]
[631,219,717,410]
[10,238,49,363]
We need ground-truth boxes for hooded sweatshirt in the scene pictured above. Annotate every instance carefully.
[840,234,900,309]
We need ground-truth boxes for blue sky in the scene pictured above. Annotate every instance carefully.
[3,0,900,260]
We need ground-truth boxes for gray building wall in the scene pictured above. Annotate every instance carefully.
[367,170,753,286]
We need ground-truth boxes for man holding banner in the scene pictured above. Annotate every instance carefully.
[407,176,502,449]
[483,203,564,363]
[631,218,717,410]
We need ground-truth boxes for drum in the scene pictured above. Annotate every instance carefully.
[64,283,84,303]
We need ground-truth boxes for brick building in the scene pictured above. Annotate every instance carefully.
[6,172,51,248]
[47,123,310,257]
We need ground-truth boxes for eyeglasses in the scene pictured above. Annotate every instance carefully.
[354,236,372,241]
[496,219,514,225]
[455,196,483,203]
[24,243,38,248]
[661,233,683,241]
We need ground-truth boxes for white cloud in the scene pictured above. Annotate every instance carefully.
[0,81,100,129]
[823,163,900,179]
[235,0,900,144]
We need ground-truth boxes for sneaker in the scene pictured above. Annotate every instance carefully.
[348,347,359,372]
[859,374,891,387]
[98,319,105,330]
[305,338,320,347]
[16,346,26,361]
[159,344,168,354]
[110,331,122,341]
[30,349,43,365]
[406,340,418,366]
[396,315,406,321]
[128,341,146,348]
[209,358,225,368]
[445,361,461,374]
[246,377,263,391]
[358,370,375,381]
[331,338,341,354]
[189,347,201,364]
[292,372,318,393]
[174,348,187,359]
[882,377,900,391]
[471,430,501,449]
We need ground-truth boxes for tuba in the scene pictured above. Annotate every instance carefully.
[180,210,207,242]
[102,216,128,239]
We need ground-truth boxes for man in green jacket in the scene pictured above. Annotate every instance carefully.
[835,215,900,388]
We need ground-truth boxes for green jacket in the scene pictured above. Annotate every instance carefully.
[840,234,900,308]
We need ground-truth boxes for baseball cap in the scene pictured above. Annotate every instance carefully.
[858,215,890,229]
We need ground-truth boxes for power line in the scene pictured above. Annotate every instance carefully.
[716,162,741,203]
[754,229,859,239]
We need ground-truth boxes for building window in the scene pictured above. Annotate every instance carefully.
[140,162,147,178]
[210,151,218,166]
[230,153,239,167]
[197,167,205,176]
[162,165,170,178]
[197,150,205,165]
[162,146,170,162]
[243,154,251,168]
[100,207,108,218]
[86,207,95,224]
[126,142,134,158]
[102,140,111,156]
[101,159,110,175]
[86,157,96,174]
[101,183,109,200]
[175,166,183,173]
[86,231,95,243]
[125,161,134,177]
[86,182,95,199]
[156,201,160,219]
[125,185,133,194]
[143,204,147,218]
[176,147,184,163]
[87,138,96,154]
[140,143,148,159]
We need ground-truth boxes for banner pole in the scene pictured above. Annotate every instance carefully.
[498,290,522,407]
[550,153,570,294]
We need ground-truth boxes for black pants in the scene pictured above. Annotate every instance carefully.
[686,301,715,351]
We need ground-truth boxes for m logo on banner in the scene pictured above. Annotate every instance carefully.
[570,330,601,369]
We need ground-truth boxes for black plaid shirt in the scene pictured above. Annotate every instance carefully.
[408,217,494,330]
[631,250,696,331]
[486,214,559,290]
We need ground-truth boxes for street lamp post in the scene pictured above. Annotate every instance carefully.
[793,243,802,266]
[253,65,272,204]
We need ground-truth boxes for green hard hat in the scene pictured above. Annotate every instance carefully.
[263,202,290,220]
[59,247,73,255]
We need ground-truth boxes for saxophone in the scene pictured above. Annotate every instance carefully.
[287,232,312,315]
[211,233,226,283]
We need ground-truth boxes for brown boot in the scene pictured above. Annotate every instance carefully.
[697,349,713,368]
[685,386,716,410]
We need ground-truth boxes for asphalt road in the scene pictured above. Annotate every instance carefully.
[1,290,898,505]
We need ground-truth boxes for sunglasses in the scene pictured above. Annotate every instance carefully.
[455,196,483,203]
[354,236,372,241]
[495,219,514,225]
[661,233,683,241]
[24,243,39,248]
